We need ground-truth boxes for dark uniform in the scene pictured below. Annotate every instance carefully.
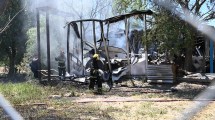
[55,51,66,80]
[89,54,102,94]
[30,57,39,78]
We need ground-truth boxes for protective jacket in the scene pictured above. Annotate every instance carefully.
[89,54,102,94]
[55,54,66,68]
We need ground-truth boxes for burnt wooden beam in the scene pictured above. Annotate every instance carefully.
[80,21,84,75]
[100,22,112,72]
[67,24,70,73]
[36,8,41,81]
[46,11,51,81]
[93,21,97,53]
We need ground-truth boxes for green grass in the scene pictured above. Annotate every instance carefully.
[0,81,214,120]
[0,82,78,104]
[138,103,168,117]
[0,82,49,104]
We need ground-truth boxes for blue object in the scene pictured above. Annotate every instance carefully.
[210,39,214,73]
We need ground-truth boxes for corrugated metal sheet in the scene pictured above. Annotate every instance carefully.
[147,64,174,83]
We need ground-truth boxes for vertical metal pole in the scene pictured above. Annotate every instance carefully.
[67,24,70,73]
[125,18,130,74]
[80,21,84,75]
[210,39,214,73]
[125,17,134,86]
[107,22,110,45]
[93,21,97,53]
[144,14,148,73]
[46,11,51,81]
[100,22,112,72]
[36,8,41,81]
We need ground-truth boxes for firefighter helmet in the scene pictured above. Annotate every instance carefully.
[93,54,99,60]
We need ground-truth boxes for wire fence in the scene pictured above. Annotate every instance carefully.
[0,94,23,120]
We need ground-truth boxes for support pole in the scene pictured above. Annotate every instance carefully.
[80,21,84,75]
[144,14,148,74]
[210,39,214,73]
[125,17,134,86]
[67,24,70,73]
[46,11,51,81]
[36,8,41,81]
[125,18,130,73]
[93,21,97,53]
[100,22,112,72]
[107,22,110,45]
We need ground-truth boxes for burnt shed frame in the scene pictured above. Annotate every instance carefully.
[36,6,73,82]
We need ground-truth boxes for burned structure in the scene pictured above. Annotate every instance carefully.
[34,6,159,89]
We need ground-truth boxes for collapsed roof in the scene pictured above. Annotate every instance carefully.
[104,9,153,24]
[68,9,153,38]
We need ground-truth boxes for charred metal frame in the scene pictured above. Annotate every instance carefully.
[36,7,153,81]
[36,8,41,80]
[103,10,153,77]
[67,10,153,78]
[66,19,111,74]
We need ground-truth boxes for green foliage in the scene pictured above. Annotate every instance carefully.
[113,0,148,14]
[16,27,37,74]
[147,10,187,56]
[26,28,37,57]
[0,0,30,75]
[18,16,47,73]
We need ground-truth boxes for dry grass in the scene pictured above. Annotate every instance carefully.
[0,79,215,120]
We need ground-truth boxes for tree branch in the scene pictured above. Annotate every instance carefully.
[200,4,215,18]
[203,12,215,21]
[190,0,198,11]
[195,0,207,14]
[0,3,26,34]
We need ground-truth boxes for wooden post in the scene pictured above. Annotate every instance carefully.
[80,21,84,75]
[100,22,112,72]
[144,14,148,75]
[125,17,135,86]
[67,24,70,73]
[93,21,97,53]
[36,8,41,81]
[210,39,214,73]
[107,22,110,45]
[46,11,51,81]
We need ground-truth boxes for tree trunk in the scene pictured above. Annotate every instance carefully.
[8,46,16,77]
[8,55,15,76]
[184,46,193,72]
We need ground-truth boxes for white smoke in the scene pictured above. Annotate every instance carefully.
[26,0,112,72]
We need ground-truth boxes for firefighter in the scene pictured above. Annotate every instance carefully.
[29,55,39,78]
[89,53,103,94]
[55,50,66,80]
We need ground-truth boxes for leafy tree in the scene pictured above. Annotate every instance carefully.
[113,0,148,14]
[113,0,215,72]
[0,0,29,76]
[151,0,215,71]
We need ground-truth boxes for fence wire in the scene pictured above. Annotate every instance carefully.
[0,93,23,120]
